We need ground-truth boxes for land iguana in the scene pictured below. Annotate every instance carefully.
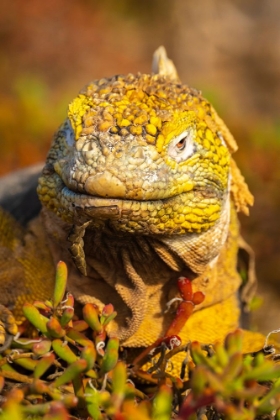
[0,47,264,374]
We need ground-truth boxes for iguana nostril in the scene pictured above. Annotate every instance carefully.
[132,147,144,159]
[85,171,126,198]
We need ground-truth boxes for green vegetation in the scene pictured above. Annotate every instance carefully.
[0,262,279,419]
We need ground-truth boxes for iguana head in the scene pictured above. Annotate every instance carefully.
[37,48,241,238]
[38,47,254,276]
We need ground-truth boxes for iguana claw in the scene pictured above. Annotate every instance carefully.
[0,304,18,353]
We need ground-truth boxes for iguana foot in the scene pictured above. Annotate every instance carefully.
[0,304,18,352]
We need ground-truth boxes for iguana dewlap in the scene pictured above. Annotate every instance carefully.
[0,47,264,369]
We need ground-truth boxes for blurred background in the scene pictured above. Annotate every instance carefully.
[0,0,279,333]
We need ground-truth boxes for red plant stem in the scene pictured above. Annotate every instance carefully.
[165,301,194,337]
[133,278,205,369]
[177,392,216,419]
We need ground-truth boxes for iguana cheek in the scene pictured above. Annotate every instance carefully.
[53,160,65,178]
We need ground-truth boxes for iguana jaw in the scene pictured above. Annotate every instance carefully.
[38,169,228,236]
[39,177,231,277]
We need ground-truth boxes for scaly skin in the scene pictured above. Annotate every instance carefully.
[37,72,237,279]
[38,74,230,235]
[0,48,265,373]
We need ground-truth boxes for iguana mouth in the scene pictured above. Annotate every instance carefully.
[60,182,164,222]
[39,163,226,239]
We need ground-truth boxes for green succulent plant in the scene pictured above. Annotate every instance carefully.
[0,261,279,420]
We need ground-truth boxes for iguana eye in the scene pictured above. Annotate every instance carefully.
[176,137,187,150]
[168,129,194,163]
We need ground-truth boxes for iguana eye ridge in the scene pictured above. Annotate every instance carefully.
[168,129,194,163]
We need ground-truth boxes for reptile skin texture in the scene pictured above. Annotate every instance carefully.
[0,47,266,374]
